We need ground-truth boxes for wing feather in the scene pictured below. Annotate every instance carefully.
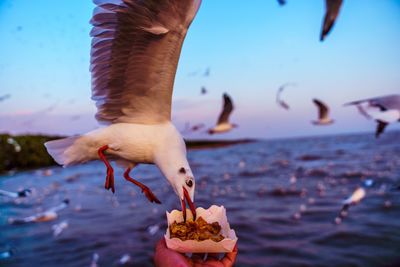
[90,0,202,124]
[217,93,234,124]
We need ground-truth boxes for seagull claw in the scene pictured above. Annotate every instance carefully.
[142,187,162,204]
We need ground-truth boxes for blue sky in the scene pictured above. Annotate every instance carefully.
[0,0,399,139]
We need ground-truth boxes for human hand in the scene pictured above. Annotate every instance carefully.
[154,238,238,267]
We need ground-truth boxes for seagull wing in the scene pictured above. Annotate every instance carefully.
[90,0,202,124]
[375,120,388,138]
[344,95,400,111]
[356,104,372,120]
[320,0,343,41]
[313,98,329,120]
[217,93,234,125]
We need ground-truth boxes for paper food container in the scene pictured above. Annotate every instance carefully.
[164,205,238,253]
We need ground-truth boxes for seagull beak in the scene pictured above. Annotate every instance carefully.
[181,187,196,222]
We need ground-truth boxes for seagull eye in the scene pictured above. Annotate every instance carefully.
[179,167,186,174]
[186,179,193,187]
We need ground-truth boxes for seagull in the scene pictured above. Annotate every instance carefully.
[52,220,69,237]
[118,254,132,265]
[345,94,400,138]
[312,98,334,125]
[0,188,31,198]
[182,122,205,134]
[0,248,15,260]
[44,0,200,221]
[0,94,11,102]
[8,199,69,224]
[208,93,237,134]
[276,83,295,110]
[320,0,343,41]
[90,253,99,267]
[277,0,286,6]
[336,187,365,223]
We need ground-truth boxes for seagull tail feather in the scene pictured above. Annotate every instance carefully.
[44,136,81,167]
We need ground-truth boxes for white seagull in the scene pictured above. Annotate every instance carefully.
[320,0,343,41]
[336,187,366,222]
[8,199,69,224]
[345,94,400,138]
[208,93,237,134]
[45,0,200,221]
[312,98,334,125]
[0,188,31,198]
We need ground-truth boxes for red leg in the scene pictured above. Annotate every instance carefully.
[123,168,161,204]
[98,145,115,193]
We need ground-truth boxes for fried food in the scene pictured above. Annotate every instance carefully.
[169,216,224,242]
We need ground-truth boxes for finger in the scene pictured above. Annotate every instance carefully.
[221,245,238,267]
[154,238,191,267]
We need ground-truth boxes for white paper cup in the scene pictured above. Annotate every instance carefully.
[165,205,238,253]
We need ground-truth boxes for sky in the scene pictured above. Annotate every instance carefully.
[0,0,399,139]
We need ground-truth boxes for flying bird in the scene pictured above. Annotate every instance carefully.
[312,98,334,125]
[45,0,201,221]
[277,0,286,6]
[52,220,69,237]
[335,187,365,223]
[0,94,11,102]
[0,188,31,198]
[208,93,237,134]
[276,83,295,110]
[90,253,99,267]
[8,199,69,224]
[320,0,343,41]
[345,94,400,138]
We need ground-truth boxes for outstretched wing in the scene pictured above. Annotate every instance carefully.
[217,93,234,124]
[313,98,329,120]
[345,95,400,111]
[90,0,202,124]
[320,0,343,41]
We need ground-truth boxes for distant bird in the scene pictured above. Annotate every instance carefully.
[320,0,343,41]
[90,253,99,267]
[0,94,11,102]
[52,220,69,237]
[0,188,31,198]
[336,187,365,223]
[181,122,205,134]
[8,199,69,224]
[208,93,237,134]
[118,254,132,265]
[276,83,295,110]
[277,0,286,6]
[201,86,207,95]
[312,98,334,125]
[45,0,200,222]
[345,95,400,138]
[0,248,15,260]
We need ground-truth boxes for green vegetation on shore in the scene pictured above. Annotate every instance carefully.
[0,134,254,174]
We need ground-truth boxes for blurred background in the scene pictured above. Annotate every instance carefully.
[1,0,399,139]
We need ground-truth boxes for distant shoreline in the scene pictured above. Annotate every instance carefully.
[0,134,255,174]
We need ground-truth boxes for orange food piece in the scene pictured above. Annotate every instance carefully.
[170,216,224,242]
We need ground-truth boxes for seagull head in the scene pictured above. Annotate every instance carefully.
[173,166,196,222]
